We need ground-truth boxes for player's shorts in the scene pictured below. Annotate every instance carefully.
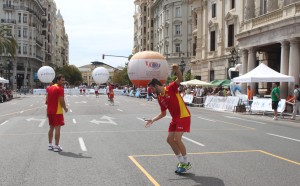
[95,91,98,94]
[168,116,191,132]
[109,93,114,99]
[272,101,279,110]
[48,114,65,127]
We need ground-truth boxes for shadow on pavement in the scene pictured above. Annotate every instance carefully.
[170,173,225,186]
[58,152,92,159]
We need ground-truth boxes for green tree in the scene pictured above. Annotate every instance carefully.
[184,70,193,81]
[55,65,82,86]
[112,67,131,86]
[0,25,18,58]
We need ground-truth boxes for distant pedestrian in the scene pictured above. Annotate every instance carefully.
[291,84,300,120]
[271,82,280,120]
[46,74,68,152]
[108,83,114,105]
[247,85,254,111]
[145,64,192,174]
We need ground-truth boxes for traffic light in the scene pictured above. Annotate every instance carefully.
[102,54,105,60]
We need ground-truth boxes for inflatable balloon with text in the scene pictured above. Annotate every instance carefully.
[128,51,168,87]
[92,67,109,84]
[37,66,55,83]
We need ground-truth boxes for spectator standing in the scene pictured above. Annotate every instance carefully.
[291,84,300,120]
[271,82,280,120]
[247,85,254,110]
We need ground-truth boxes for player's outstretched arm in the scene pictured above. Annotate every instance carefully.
[145,110,166,128]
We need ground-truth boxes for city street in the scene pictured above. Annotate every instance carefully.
[0,94,300,186]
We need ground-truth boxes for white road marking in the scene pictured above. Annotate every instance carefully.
[69,109,72,113]
[0,120,8,126]
[198,117,216,122]
[267,133,300,142]
[78,137,87,151]
[224,116,266,124]
[137,117,145,122]
[182,136,205,146]
[73,119,77,124]
[26,118,46,127]
[30,104,33,107]
[117,109,123,112]
[20,111,24,114]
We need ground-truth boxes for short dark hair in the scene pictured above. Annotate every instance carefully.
[148,78,162,87]
[55,74,65,82]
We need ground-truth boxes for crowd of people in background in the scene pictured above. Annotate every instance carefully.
[0,83,13,103]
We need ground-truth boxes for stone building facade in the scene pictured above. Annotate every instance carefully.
[189,0,300,97]
[133,0,192,73]
[0,0,68,89]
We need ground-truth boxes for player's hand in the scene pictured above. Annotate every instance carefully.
[172,64,179,71]
[144,119,153,128]
[64,108,68,113]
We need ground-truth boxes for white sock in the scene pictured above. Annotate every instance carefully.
[48,143,52,146]
[183,155,188,164]
[176,154,183,163]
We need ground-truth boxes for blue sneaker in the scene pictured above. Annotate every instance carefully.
[175,163,186,174]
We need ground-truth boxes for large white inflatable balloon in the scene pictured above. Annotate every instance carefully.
[128,51,168,87]
[37,66,55,83]
[92,67,109,84]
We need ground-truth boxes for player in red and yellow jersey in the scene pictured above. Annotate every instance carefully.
[46,74,68,152]
[145,64,191,174]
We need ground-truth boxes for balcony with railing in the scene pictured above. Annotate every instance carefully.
[1,19,16,24]
[241,3,300,32]
[3,4,15,10]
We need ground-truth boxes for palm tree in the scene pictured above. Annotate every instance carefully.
[0,25,18,58]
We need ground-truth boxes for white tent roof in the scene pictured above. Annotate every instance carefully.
[0,77,9,83]
[232,63,294,83]
[181,79,215,86]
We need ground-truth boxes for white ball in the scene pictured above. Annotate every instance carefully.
[37,66,55,83]
[92,67,109,84]
[128,51,168,87]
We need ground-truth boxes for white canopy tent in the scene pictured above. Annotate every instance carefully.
[180,79,215,86]
[0,77,9,83]
[232,63,294,83]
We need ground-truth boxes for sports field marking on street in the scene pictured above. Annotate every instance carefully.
[30,104,33,107]
[20,111,24,114]
[182,136,205,146]
[224,116,266,124]
[137,117,145,122]
[129,149,300,186]
[69,109,72,113]
[266,133,300,142]
[0,106,46,118]
[0,120,8,126]
[128,156,160,186]
[72,119,77,124]
[78,137,87,151]
[198,117,216,122]
[117,109,123,112]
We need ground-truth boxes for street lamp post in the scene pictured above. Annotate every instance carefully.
[179,58,186,75]
[228,47,240,79]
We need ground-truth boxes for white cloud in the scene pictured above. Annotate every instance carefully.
[55,0,134,68]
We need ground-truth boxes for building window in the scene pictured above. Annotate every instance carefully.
[212,3,216,18]
[23,14,27,23]
[175,25,181,35]
[175,7,181,17]
[166,9,169,20]
[210,70,215,81]
[263,0,267,14]
[23,28,27,38]
[175,43,181,53]
[18,28,21,37]
[193,36,197,56]
[23,44,27,54]
[231,0,235,9]
[210,31,216,51]
[18,13,21,23]
[228,24,234,47]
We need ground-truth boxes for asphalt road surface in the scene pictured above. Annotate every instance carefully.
[0,94,300,186]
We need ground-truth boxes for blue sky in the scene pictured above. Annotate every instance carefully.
[55,0,134,68]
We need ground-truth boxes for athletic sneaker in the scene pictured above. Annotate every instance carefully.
[273,117,278,120]
[53,145,63,152]
[183,162,192,170]
[48,145,53,151]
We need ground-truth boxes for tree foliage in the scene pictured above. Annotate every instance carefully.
[0,25,18,58]
[184,70,193,81]
[55,65,82,86]
[112,67,132,86]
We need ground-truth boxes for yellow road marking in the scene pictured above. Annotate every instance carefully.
[128,156,160,186]
[259,150,300,166]
[0,106,46,117]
